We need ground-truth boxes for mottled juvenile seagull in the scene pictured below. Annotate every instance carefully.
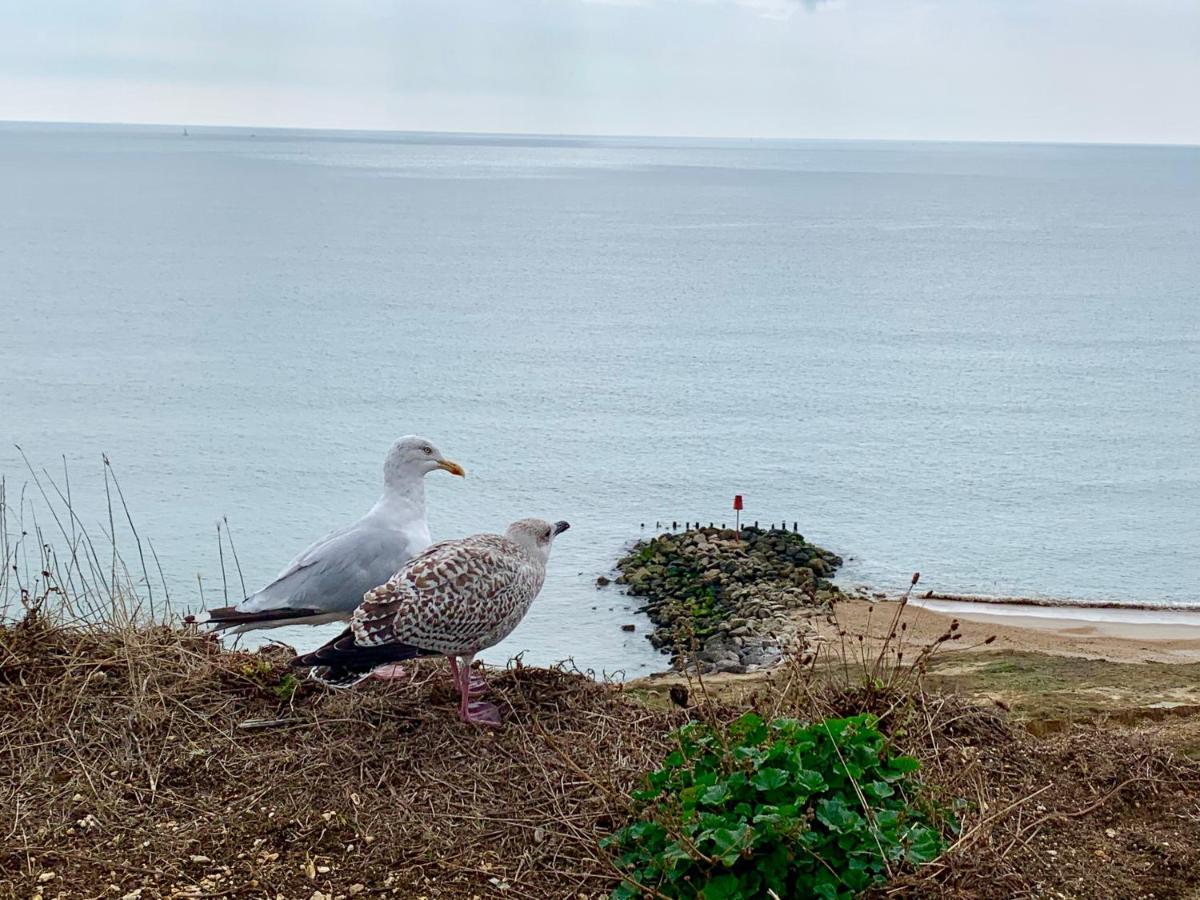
[292,518,570,726]
[189,436,465,632]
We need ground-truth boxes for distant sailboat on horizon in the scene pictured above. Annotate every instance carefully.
[182,127,189,137]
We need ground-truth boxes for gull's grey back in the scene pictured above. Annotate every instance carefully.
[237,517,430,621]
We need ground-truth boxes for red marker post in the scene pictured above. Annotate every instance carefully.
[733,494,744,532]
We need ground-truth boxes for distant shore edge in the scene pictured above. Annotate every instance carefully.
[902,591,1200,615]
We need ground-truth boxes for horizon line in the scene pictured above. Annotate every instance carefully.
[2,116,1197,151]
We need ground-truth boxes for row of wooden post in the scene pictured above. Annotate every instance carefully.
[642,521,800,533]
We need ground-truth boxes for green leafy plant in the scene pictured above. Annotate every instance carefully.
[604,712,949,900]
[238,659,300,700]
[272,672,300,700]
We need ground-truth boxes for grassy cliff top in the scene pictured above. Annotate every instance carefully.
[6,604,1200,898]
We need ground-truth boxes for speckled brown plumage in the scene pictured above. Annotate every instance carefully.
[352,532,545,656]
[291,519,569,696]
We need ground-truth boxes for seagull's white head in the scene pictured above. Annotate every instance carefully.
[383,435,465,490]
[505,518,570,565]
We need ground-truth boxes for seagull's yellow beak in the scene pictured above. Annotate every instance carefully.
[436,459,466,477]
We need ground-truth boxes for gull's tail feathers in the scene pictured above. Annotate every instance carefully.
[291,627,435,688]
[185,606,342,634]
[307,665,376,689]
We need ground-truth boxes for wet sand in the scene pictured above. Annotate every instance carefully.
[829,596,1200,664]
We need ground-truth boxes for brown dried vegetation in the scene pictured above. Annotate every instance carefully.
[0,613,690,899]
[5,604,1200,899]
[6,469,1200,900]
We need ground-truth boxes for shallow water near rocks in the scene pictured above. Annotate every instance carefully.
[2,124,1198,677]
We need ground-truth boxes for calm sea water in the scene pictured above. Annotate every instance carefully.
[2,123,1198,675]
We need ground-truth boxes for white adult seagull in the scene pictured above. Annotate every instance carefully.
[292,518,570,726]
[188,436,465,633]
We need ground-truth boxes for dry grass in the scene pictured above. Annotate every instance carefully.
[7,477,1200,898]
[0,614,691,899]
[1,462,701,898]
[7,593,1200,899]
[657,589,1200,900]
[804,599,1200,900]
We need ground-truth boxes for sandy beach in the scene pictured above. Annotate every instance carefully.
[831,595,1200,665]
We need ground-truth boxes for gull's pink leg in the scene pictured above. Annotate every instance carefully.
[447,656,465,693]
[454,654,501,726]
[448,655,488,698]
[370,664,409,681]
[464,662,489,698]
[457,666,470,720]
[464,698,502,725]
[464,699,502,726]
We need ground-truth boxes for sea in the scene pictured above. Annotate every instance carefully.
[1,122,1197,677]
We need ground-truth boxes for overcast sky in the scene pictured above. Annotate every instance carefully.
[1,0,1197,144]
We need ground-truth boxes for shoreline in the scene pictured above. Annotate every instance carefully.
[833,595,1200,665]
[913,590,1200,612]
[911,595,1200,640]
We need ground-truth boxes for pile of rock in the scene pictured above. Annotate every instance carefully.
[612,526,842,673]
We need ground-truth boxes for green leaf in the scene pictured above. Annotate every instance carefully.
[799,827,824,849]
[603,710,952,900]
[733,744,767,765]
[700,782,731,806]
[839,761,865,781]
[795,768,827,793]
[905,824,944,864]
[648,769,672,789]
[698,811,731,832]
[812,868,842,900]
[882,755,922,780]
[679,786,700,811]
[842,865,874,891]
[701,873,742,900]
[708,826,750,866]
[750,768,789,792]
[730,711,767,742]
[662,843,694,867]
[864,780,896,801]
[873,808,900,836]
[623,821,667,844]
[751,814,781,834]
[815,797,864,834]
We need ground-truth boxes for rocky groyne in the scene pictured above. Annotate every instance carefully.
[614,526,842,673]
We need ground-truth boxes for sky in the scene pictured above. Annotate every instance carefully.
[0,0,1197,144]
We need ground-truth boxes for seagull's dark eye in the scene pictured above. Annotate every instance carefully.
[422,446,433,455]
